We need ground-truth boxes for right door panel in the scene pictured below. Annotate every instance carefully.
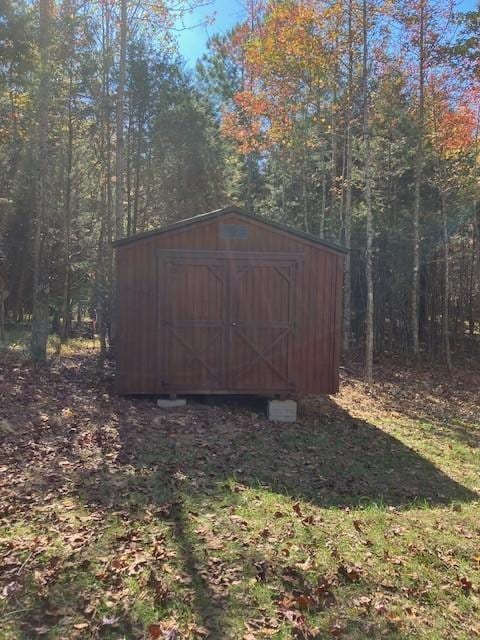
[228,259,298,392]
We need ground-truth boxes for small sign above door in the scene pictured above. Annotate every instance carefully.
[219,223,249,240]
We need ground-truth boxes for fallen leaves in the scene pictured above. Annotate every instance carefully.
[229,514,249,529]
[73,622,89,630]
[148,571,171,605]
[148,621,179,639]
[330,620,344,637]
[0,349,480,640]
[337,563,363,583]
[457,576,474,593]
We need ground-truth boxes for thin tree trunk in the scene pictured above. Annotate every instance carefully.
[97,0,113,365]
[363,0,374,382]
[109,0,127,352]
[115,0,127,240]
[302,141,309,233]
[246,153,254,211]
[31,0,52,363]
[126,110,133,236]
[133,137,141,234]
[471,108,480,336]
[330,81,338,229]
[97,212,108,362]
[441,192,452,371]
[0,276,6,343]
[320,168,326,239]
[412,0,425,367]
[342,0,354,358]
[61,72,74,343]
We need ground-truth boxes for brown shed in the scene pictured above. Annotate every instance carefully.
[114,206,346,396]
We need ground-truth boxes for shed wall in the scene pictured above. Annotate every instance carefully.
[116,212,343,395]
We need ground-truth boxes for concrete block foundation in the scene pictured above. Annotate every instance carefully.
[267,399,297,423]
[157,398,187,409]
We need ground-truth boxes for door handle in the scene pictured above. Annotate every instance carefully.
[231,322,237,326]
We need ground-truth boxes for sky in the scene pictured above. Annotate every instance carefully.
[176,0,479,68]
[177,0,243,67]
[176,0,243,67]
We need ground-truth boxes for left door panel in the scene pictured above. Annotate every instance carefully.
[158,256,227,392]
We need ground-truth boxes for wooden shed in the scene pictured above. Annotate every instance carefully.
[114,206,346,397]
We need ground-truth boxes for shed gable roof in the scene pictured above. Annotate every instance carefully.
[112,205,347,254]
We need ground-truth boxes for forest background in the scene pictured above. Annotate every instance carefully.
[0,0,479,379]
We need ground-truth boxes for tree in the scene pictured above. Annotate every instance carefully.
[412,0,426,367]
[0,0,478,371]
[31,0,53,363]
[398,0,456,364]
[362,0,374,381]
[342,0,356,358]
[115,0,127,240]
[428,80,478,368]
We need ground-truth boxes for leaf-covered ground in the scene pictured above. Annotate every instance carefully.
[1,345,479,639]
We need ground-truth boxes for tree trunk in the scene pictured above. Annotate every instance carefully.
[302,142,309,233]
[115,0,127,240]
[31,0,52,363]
[97,213,108,362]
[108,0,127,353]
[441,192,452,371]
[342,0,354,359]
[363,0,374,382]
[126,111,132,236]
[97,0,113,366]
[61,71,74,344]
[412,0,425,367]
[133,135,141,234]
[320,168,326,239]
[0,277,6,343]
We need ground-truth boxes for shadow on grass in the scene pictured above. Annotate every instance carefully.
[3,383,478,639]
[426,418,480,450]
[69,396,478,638]
[81,395,477,511]
[350,365,480,451]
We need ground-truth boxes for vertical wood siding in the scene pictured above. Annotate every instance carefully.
[115,212,344,395]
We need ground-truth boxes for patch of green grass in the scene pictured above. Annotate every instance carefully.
[0,326,30,353]
[0,352,479,639]
[1,327,98,357]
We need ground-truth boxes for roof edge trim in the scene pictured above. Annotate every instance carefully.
[112,205,348,254]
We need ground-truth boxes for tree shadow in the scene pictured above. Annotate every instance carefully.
[80,395,477,511]
[3,377,478,639]
[68,396,477,638]
[345,364,480,451]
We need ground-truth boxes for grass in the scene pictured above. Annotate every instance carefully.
[0,341,479,639]
[1,325,98,356]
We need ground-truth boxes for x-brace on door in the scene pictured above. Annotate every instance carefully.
[157,251,300,393]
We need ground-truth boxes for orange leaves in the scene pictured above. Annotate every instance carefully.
[220,110,263,155]
[220,1,335,153]
[427,79,479,163]
[234,90,269,117]
[221,91,273,153]
[148,622,179,639]
[435,105,477,158]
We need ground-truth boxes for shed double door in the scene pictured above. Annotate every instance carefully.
[157,251,299,393]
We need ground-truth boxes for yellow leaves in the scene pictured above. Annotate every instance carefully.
[219,1,336,153]
[246,1,332,81]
